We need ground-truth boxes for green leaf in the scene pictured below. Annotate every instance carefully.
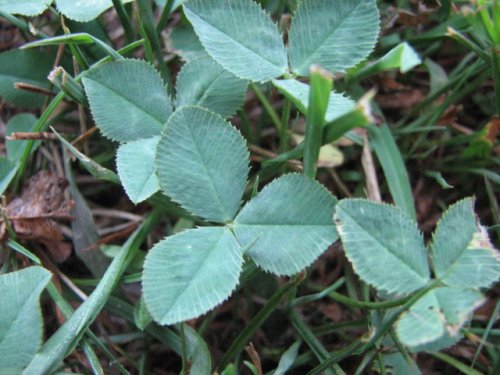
[272,79,355,122]
[425,58,448,95]
[431,198,500,288]
[369,123,416,219]
[167,24,208,62]
[143,227,243,325]
[183,0,288,82]
[396,287,484,349]
[23,218,152,374]
[53,128,120,184]
[55,0,134,22]
[288,0,380,76]
[176,56,248,118]
[351,42,421,82]
[6,114,39,162]
[274,341,301,375]
[65,156,111,278]
[133,297,153,331]
[184,324,212,374]
[0,49,54,108]
[334,199,429,294]
[0,267,51,373]
[156,106,249,223]
[23,32,123,61]
[383,351,421,374]
[0,0,51,16]
[117,136,160,204]
[375,42,421,73]
[0,157,18,196]
[83,59,173,142]
[233,173,338,276]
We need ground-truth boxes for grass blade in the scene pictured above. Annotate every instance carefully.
[368,123,416,219]
[23,212,159,374]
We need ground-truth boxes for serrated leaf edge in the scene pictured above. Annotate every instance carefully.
[175,56,249,118]
[235,172,338,276]
[288,0,381,75]
[83,58,172,143]
[142,227,243,325]
[156,105,250,223]
[182,0,288,82]
[116,137,160,204]
[334,198,428,295]
[0,267,52,366]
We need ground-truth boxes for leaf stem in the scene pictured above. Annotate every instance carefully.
[491,46,500,115]
[279,97,292,152]
[112,0,135,44]
[250,83,283,134]
[217,279,298,371]
[291,310,343,375]
[303,66,332,179]
[136,0,172,88]
[156,0,176,32]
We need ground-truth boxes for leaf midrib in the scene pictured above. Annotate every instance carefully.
[186,117,232,221]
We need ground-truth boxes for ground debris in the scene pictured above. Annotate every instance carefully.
[1,171,74,262]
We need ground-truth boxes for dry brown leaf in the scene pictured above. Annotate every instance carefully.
[1,171,74,262]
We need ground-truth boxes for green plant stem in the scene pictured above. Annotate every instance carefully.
[303,67,332,179]
[262,102,372,168]
[112,0,135,43]
[290,311,341,375]
[376,352,387,375]
[156,0,176,32]
[311,287,442,374]
[312,318,368,336]
[136,0,172,88]
[395,57,485,129]
[217,280,298,371]
[104,296,182,354]
[327,290,411,310]
[279,97,292,152]
[429,352,484,375]
[471,299,500,368]
[484,176,500,242]
[357,282,439,354]
[369,123,416,219]
[446,27,490,61]
[291,278,345,307]
[0,11,49,38]
[304,336,362,375]
[60,22,90,70]
[15,91,65,189]
[492,46,500,114]
[250,83,283,134]
[7,240,128,375]
[353,349,378,375]
[179,324,187,375]
[23,212,159,374]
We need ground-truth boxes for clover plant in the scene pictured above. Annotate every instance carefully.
[0,0,499,373]
[335,198,500,351]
